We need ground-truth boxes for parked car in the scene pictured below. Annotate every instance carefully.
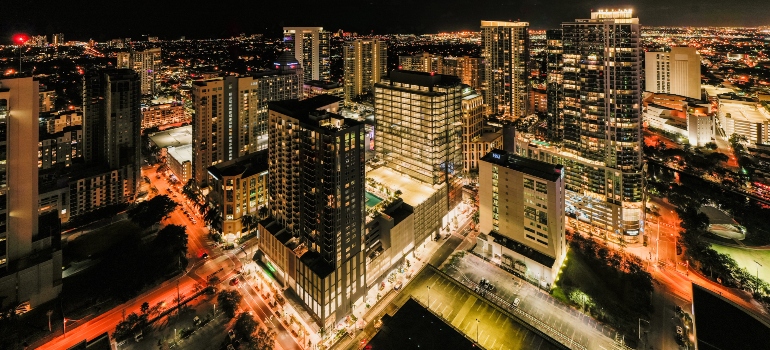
[513,298,521,307]
[228,329,236,340]
[193,316,201,326]
[230,278,239,286]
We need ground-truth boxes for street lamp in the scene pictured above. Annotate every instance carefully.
[754,260,763,294]
[426,285,431,308]
[639,318,649,340]
[475,318,480,343]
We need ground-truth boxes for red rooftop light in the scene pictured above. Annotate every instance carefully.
[13,34,29,45]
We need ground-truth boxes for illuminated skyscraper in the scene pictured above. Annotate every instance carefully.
[191,53,302,186]
[0,77,62,310]
[259,95,365,327]
[518,9,645,242]
[545,29,563,141]
[481,20,530,119]
[343,39,387,104]
[283,27,331,82]
[117,48,162,95]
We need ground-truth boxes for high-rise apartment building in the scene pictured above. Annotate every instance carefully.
[117,48,162,95]
[343,39,387,104]
[442,56,482,92]
[545,29,564,141]
[477,149,565,286]
[481,20,530,119]
[192,54,302,186]
[519,10,644,242]
[52,33,64,46]
[258,95,365,327]
[398,53,442,73]
[645,47,702,100]
[39,89,56,112]
[39,110,83,169]
[283,27,331,82]
[77,69,142,214]
[0,77,62,310]
[462,90,502,173]
[374,70,463,186]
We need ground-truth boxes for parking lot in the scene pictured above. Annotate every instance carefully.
[443,252,622,350]
[366,265,562,350]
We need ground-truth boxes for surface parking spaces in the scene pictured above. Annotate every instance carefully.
[395,267,561,350]
[443,253,619,350]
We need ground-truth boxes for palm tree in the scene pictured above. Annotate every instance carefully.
[241,214,256,237]
[258,205,269,219]
[204,206,222,233]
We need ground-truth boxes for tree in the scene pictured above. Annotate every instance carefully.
[217,290,242,318]
[257,205,269,220]
[472,211,480,225]
[235,312,259,341]
[241,215,256,236]
[204,206,223,233]
[704,142,718,150]
[249,327,276,350]
[140,302,150,315]
[128,195,178,228]
[154,224,188,257]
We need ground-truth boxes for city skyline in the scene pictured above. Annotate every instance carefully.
[3,0,770,41]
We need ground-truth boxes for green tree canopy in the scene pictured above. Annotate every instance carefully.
[128,195,178,228]
[217,289,242,319]
[235,312,259,341]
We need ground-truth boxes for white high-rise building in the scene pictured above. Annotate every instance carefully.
[283,27,331,82]
[645,47,702,100]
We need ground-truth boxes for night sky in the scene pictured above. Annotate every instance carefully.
[3,0,770,41]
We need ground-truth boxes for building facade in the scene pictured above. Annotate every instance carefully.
[304,80,343,99]
[192,55,302,186]
[477,149,565,286]
[141,103,189,130]
[0,77,62,310]
[532,9,645,242]
[343,39,387,104]
[442,56,482,92]
[81,69,141,206]
[117,48,162,95]
[481,20,530,119]
[374,70,464,186]
[398,53,442,73]
[259,95,365,327]
[207,150,269,242]
[545,29,564,141]
[39,89,56,112]
[283,27,331,82]
[645,47,701,100]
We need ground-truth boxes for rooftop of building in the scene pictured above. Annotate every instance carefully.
[258,217,335,278]
[208,150,269,181]
[269,96,362,132]
[702,84,735,98]
[720,101,769,123]
[167,144,192,164]
[304,80,341,89]
[148,125,192,148]
[462,93,482,101]
[366,166,439,207]
[366,298,477,349]
[477,131,503,143]
[383,70,462,89]
[381,198,414,226]
[481,149,564,182]
[692,284,770,350]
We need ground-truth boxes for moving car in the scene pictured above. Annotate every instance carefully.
[230,278,239,286]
